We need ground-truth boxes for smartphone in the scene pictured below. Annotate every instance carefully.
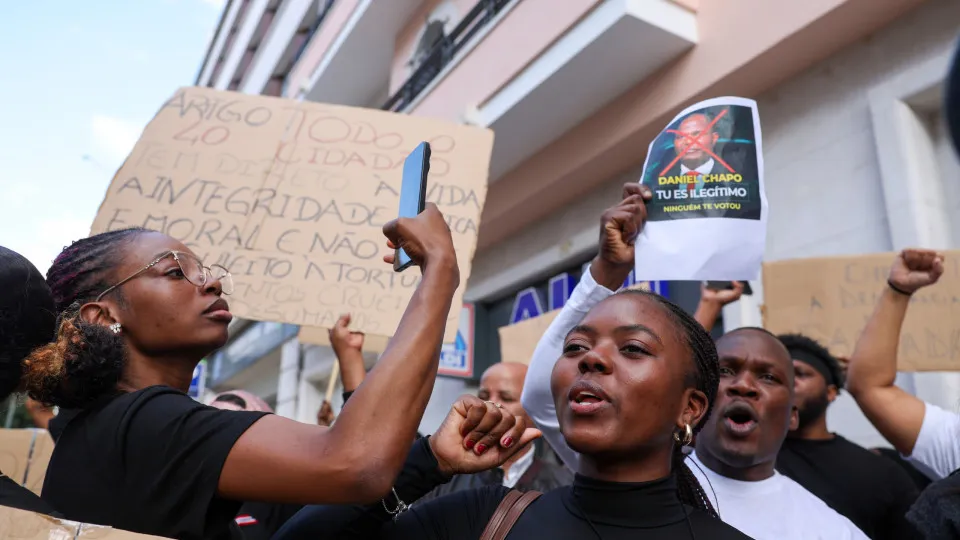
[394,142,431,272]
[705,280,753,295]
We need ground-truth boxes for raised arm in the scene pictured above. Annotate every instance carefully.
[274,395,539,540]
[694,281,744,333]
[219,204,464,504]
[846,249,944,456]
[521,184,650,471]
[329,314,368,393]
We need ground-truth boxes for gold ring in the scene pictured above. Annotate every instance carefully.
[483,400,503,409]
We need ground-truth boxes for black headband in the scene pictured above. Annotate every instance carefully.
[790,348,839,388]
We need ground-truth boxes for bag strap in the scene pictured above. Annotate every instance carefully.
[479,489,543,540]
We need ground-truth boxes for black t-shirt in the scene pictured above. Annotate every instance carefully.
[47,411,69,442]
[41,386,268,540]
[777,435,921,540]
[277,438,750,540]
[235,501,303,540]
[0,474,57,515]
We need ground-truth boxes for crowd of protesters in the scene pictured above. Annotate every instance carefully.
[0,35,958,540]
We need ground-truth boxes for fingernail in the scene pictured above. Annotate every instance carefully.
[502,437,514,448]
[465,439,476,449]
[475,443,487,455]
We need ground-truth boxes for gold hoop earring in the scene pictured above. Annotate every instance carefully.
[673,423,693,446]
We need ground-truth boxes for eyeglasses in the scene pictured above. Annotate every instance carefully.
[96,251,234,302]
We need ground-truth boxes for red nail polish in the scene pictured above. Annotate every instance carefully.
[475,443,487,454]
[502,437,514,448]
[465,440,476,449]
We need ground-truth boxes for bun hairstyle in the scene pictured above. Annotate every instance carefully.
[21,228,147,409]
[616,289,720,518]
[0,247,57,400]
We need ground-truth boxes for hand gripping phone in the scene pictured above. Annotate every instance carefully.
[394,142,431,272]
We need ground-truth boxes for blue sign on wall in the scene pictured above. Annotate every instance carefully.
[509,267,669,325]
[440,304,475,378]
[188,360,206,400]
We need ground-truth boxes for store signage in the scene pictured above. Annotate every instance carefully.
[188,360,206,400]
[509,266,668,325]
[439,304,475,378]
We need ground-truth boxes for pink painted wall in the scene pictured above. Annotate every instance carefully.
[284,0,360,97]
[390,0,478,95]
[476,0,928,249]
[405,0,601,120]
[670,0,699,12]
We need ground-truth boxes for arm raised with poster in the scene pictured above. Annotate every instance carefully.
[846,250,949,461]
[521,184,652,470]
[221,204,470,504]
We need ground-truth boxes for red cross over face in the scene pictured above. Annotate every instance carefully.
[674,114,719,168]
[658,110,735,177]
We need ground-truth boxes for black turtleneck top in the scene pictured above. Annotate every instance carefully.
[274,438,751,540]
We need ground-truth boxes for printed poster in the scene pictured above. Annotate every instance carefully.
[635,97,767,281]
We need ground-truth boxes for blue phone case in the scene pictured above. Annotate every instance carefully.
[394,142,431,272]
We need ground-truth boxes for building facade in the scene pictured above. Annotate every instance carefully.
[195,0,960,446]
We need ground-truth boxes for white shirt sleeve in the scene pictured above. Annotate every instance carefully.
[904,401,960,479]
[519,265,615,472]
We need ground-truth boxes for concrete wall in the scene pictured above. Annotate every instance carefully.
[752,0,959,448]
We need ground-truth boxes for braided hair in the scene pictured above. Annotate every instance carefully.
[22,228,148,409]
[617,289,720,518]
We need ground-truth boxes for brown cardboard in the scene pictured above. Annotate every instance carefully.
[24,430,54,496]
[498,310,560,365]
[297,326,391,353]
[0,506,169,539]
[762,251,960,371]
[497,282,654,365]
[90,87,494,342]
[0,429,53,494]
[0,429,34,487]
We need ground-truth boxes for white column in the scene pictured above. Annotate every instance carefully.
[275,337,302,419]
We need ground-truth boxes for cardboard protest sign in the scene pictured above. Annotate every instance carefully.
[635,97,766,281]
[0,428,54,495]
[0,506,170,539]
[499,309,560,365]
[763,251,960,371]
[298,325,391,353]
[91,87,494,341]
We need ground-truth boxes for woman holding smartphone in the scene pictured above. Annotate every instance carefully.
[23,205,528,540]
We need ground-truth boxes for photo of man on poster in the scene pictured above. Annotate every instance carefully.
[642,103,761,222]
[663,112,729,179]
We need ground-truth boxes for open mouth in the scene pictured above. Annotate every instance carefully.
[567,380,611,415]
[721,401,759,437]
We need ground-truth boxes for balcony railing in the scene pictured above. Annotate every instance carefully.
[382,0,517,113]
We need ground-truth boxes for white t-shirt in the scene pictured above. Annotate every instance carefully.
[519,267,868,540]
[687,452,867,540]
[905,401,960,480]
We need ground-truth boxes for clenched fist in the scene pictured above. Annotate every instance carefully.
[591,183,653,290]
[428,395,541,477]
[888,249,945,295]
